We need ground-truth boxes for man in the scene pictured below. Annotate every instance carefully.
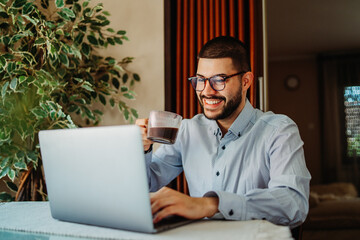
[136,36,311,228]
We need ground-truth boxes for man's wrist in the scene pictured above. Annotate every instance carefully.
[203,197,219,218]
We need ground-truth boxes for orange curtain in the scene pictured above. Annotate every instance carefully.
[166,0,262,194]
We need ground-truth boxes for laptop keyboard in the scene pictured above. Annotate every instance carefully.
[154,215,193,231]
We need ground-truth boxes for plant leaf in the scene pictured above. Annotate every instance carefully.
[114,37,122,45]
[120,86,128,92]
[81,84,94,92]
[55,0,64,8]
[112,77,119,89]
[31,107,47,119]
[109,98,115,107]
[9,78,17,91]
[8,169,15,181]
[99,94,106,105]
[59,53,69,66]
[56,29,64,35]
[11,0,26,8]
[5,181,18,192]
[123,108,129,120]
[87,35,98,45]
[0,166,9,179]
[18,75,26,83]
[117,30,126,35]
[1,82,9,97]
[82,1,89,8]
[14,161,27,170]
[81,43,90,57]
[26,151,38,164]
[107,37,115,45]
[123,93,134,100]
[133,73,140,81]
[0,55,6,69]
[0,192,13,202]
[57,10,70,20]
[22,2,33,14]
[131,108,138,118]
[62,7,75,18]
[102,11,110,16]
[67,104,79,113]
[122,73,128,83]
[34,37,46,45]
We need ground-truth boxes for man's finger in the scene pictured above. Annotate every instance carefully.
[135,118,148,127]
[153,205,178,223]
[151,196,175,214]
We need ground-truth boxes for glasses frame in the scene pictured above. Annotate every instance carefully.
[188,71,247,92]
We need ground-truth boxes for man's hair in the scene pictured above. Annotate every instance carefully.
[198,36,251,72]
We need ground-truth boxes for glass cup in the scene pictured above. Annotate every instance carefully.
[147,111,183,144]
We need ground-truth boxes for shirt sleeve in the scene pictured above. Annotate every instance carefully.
[204,120,311,229]
[144,125,185,192]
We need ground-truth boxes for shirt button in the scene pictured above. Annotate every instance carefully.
[229,209,234,216]
[222,145,226,150]
[216,171,220,176]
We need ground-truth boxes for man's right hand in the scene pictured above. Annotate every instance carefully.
[135,118,154,152]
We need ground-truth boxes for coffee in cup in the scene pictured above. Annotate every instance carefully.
[147,111,182,144]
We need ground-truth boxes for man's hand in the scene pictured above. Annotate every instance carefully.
[135,118,154,151]
[150,187,219,223]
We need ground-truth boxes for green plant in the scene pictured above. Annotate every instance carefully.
[0,0,140,201]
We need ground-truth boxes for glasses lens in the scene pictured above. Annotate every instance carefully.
[189,77,199,91]
[191,77,205,91]
[209,76,225,91]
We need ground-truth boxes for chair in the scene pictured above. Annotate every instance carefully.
[291,225,303,240]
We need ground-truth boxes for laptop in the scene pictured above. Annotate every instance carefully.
[39,125,194,233]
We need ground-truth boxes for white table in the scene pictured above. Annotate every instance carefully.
[0,202,292,240]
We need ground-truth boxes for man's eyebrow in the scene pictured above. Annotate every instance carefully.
[196,73,227,77]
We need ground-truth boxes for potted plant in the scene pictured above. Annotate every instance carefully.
[0,0,140,201]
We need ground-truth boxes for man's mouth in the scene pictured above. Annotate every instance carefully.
[201,96,225,109]
[204,99,222,105]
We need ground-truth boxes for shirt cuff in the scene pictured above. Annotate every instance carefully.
[204,191,246,220]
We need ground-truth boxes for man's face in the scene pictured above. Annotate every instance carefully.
[196,58,243,121]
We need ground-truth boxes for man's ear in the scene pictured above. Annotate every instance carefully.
[242,72,254,91]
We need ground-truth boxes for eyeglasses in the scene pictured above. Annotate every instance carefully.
[188,71,246,92]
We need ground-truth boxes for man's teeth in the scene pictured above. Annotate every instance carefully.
[205,99,221,105]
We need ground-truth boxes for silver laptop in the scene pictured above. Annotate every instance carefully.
[39,125,193,233]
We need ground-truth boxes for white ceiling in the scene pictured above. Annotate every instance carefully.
[266,0,360,60]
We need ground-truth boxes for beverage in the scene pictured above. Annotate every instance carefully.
[147,127,179,144]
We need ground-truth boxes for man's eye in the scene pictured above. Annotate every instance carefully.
[211,76,225,81]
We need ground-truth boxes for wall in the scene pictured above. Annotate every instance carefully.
[268,58,322,184]
[93,0,165,125]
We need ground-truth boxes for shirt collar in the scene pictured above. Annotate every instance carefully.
[228,99,255,137]
[207,98,255,137]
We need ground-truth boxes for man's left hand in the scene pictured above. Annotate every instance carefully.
[150,187,219,223]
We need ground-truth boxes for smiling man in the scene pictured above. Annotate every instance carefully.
[135,36,311,229]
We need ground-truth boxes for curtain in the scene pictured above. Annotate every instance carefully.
[319,53,360,187]
[165,0,263,194]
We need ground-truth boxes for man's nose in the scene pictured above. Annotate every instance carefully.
[201,80,217,95]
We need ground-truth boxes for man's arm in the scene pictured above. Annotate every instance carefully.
[136,118,185,192]
[205,121,311,228]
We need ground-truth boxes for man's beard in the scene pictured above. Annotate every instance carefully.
[199,86,243,120]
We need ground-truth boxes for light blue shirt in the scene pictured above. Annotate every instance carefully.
[145,99,311,228]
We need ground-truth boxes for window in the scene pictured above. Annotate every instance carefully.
[344,86,360,158]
